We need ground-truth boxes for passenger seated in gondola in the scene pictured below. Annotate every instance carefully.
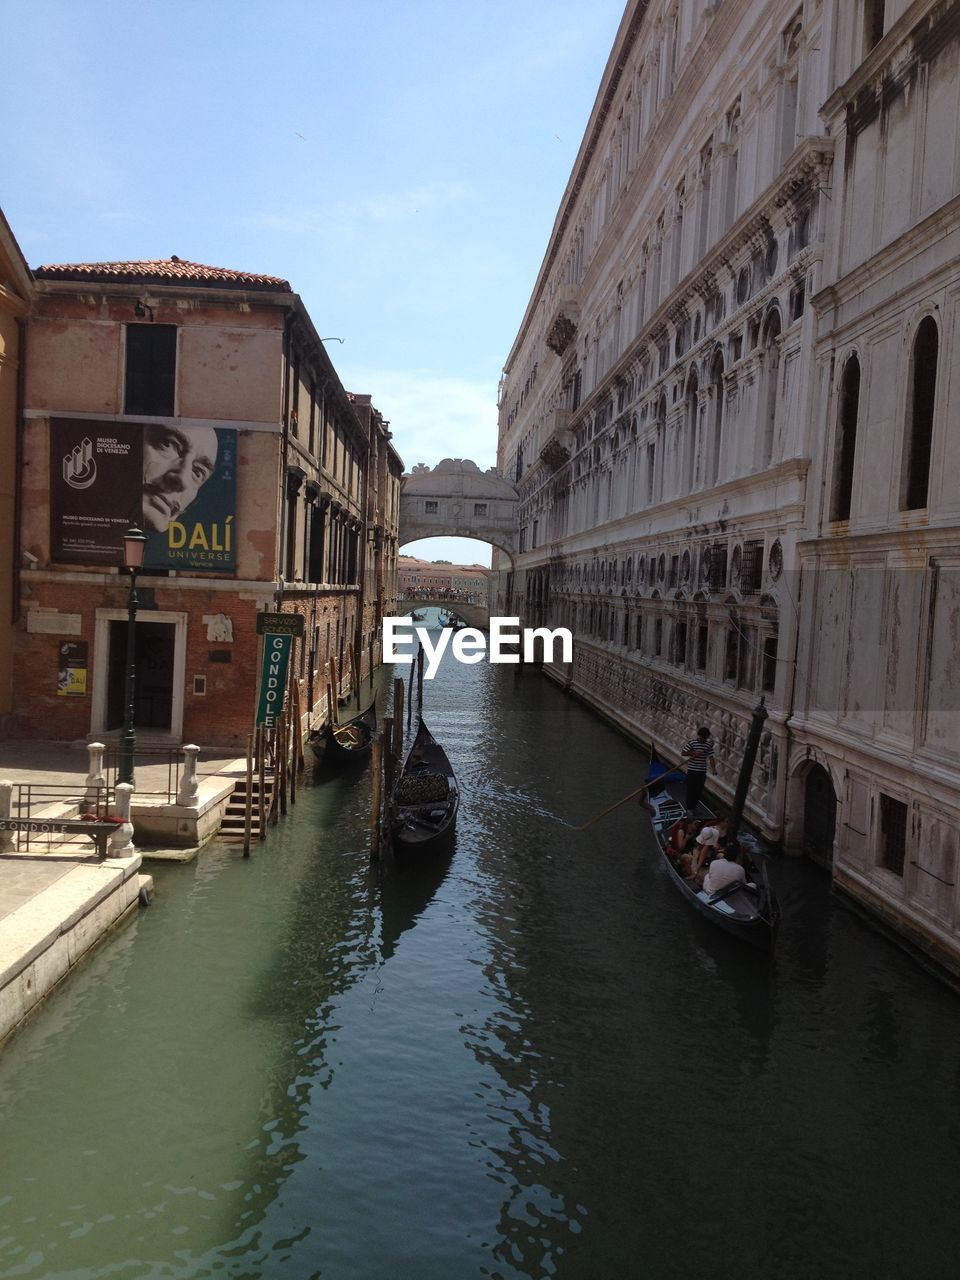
[703,838,747,896]
[667,817,702,878]
[690,824,721,880]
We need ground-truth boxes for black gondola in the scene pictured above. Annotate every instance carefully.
[308,703,377,769]
[644,750,779,950]
[389,718,459,858]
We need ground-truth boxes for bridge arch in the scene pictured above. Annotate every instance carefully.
[399,459,518,563]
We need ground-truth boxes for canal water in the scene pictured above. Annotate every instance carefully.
[2,648,959,1280]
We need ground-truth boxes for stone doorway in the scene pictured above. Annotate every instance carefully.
[106,620,176,731]
[801,763,837,868]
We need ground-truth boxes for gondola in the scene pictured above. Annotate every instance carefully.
[308,702,377,769]
[643,749,779,949]
[389,718,459,858]
[410,610,425,622]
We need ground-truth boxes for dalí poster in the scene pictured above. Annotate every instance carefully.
[50,418,237,573]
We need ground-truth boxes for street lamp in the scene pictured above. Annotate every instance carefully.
[119,526,147,787]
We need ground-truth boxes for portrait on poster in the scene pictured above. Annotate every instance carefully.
[50,418,237,573]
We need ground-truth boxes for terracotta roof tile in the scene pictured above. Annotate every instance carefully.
[33,257,291,291]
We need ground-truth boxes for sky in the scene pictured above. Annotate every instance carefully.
[2,0,626,566]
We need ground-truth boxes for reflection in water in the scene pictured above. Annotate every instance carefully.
[1,659,960,1278]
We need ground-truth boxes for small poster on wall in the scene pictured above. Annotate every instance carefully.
[57,641,88,696]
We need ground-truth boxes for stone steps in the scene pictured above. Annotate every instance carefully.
[218,776,275,841]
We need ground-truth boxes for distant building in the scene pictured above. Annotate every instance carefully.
[496,1,960,978]
[0,210,32,735]
[16,257,402,747]
[397,556,489,602]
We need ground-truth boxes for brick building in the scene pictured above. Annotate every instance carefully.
[15,258,401,748]
[0,210,32,735]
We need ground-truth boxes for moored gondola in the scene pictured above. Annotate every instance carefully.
[308,702,377,769]
[389,718,458,858]
[644,750,779,949]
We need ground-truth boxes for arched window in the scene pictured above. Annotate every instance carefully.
[831,355,861,522]
[901,317,939,511]
[761,309,782,467]
[709,350,725,486]
[684,369,699,494]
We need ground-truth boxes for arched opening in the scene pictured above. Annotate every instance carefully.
[901,316,939,511]
[684,368,699,494]
[802,763,837,868]
[761,309,782,467]
[709,349,724,486]
[831,355,861,522]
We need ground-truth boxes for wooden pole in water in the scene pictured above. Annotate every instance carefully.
[729,697,768,838]
[243,732,253,857]
[329,656,340,724]
[278,713,288,817]
[258,725,266,840]
[393,677,404,760]
[370,733,383,860]
[417,645,425,719]
[383,714,395,803]
[407,653,415,730]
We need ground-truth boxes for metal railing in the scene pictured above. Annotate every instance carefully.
[1,781,112,856]
[104,744,182,801]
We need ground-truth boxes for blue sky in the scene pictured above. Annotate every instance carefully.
[3,0,625,566]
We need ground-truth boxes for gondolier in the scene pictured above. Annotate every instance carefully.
[681,726,716,813]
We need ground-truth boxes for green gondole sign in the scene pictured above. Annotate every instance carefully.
[256,633,293,728]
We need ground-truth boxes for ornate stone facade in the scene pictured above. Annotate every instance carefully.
[495,0,960,976]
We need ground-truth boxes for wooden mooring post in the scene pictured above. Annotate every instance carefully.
[257,725,267,840]
[243,732,254,857]
[370,733,383,860]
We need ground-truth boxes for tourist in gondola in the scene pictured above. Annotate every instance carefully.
[666,816,702,878]
[681,725,717,813]
[703,838,748,896]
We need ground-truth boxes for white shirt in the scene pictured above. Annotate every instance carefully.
[703,857,747,895]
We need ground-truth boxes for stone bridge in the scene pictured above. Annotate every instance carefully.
[398,594,489,630]
[399,459,518,560]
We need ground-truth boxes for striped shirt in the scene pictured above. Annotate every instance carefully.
[683,737,715,773]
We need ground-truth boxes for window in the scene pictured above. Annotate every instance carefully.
[761,310,782,467]
[709,544,728,592]
[864,0,885,55]
[737,625,756,689]
[761,634,778,693]
[425,500,439,515]
[742,541,764,593]
[635,615,643,650]
[308,507,326,583]
[654,617,663,657]
[696,622,709,671]
[474,503,488,517]
[831,356,861,522]
[879,793,907,876]
[901,318,939,511]
[125,324,177,416]
[709,351,724,486]
[684,371,698,493]
[696,145,713,261]
[674,618,687,665]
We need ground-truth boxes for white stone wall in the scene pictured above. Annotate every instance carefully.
[495,0,960,972]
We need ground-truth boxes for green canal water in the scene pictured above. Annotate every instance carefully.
[2,654,960,1279]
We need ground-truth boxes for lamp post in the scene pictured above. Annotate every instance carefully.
[119,526,147,787]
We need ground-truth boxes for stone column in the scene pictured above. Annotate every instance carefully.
[109,782,136,858]
[84,742,106,807]
[177,744,200,806]
[0,780,15,853]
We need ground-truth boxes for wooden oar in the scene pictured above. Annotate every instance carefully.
[577,760,687,831]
